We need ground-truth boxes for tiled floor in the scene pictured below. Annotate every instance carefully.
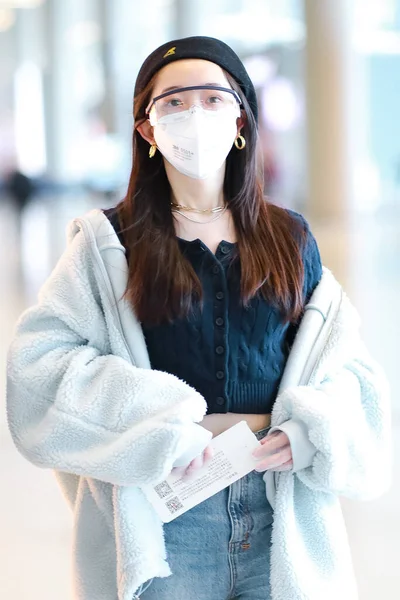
[0,195,398,599]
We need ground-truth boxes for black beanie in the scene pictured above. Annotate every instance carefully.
[134,36,258,123]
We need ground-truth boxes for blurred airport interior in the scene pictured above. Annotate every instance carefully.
[0,1,400,599]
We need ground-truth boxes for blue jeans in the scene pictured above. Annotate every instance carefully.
[136,429,273,599]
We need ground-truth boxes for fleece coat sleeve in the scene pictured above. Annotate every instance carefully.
[6,228,211,487]
[269,293,392,501]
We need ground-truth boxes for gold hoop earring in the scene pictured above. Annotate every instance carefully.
[149,143,157,158]
[234,135,246,150]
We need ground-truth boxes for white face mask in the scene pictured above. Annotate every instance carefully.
[152,104,240,180]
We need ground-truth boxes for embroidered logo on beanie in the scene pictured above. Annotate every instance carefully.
[163,47,176,58]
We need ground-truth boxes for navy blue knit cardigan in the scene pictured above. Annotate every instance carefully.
[104,209,322,414]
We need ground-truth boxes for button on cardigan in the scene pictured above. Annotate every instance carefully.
[104,208,322,415]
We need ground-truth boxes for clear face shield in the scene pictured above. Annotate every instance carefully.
[146,85,242,126]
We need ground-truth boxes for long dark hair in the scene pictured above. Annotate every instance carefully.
[116,69,306,326]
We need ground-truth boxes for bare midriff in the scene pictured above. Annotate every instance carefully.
[200,412,271,438]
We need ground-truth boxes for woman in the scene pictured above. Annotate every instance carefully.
[7,37,390,600]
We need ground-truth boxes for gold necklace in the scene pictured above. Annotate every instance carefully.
[170,202,225,214]
[171,205,228,224]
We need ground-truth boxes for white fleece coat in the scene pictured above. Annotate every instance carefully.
[6,209,391,600]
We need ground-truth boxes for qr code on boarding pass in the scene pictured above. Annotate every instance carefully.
[154,481,174,499]
[165,496,184,515]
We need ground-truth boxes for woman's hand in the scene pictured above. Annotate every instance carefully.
[171,445,214,480]
[252,431,293,472]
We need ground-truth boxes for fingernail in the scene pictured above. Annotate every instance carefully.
[192,456,203,469]
[172,467,186,475]
[182,470,195,482]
